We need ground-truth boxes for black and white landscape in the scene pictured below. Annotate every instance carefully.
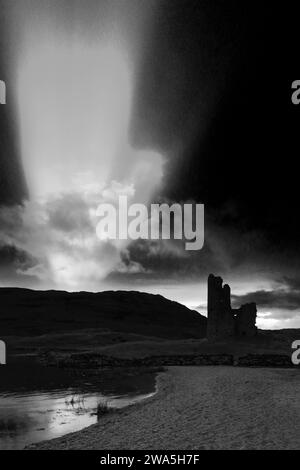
[0,0,300,451]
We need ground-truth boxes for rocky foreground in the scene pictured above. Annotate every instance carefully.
[28,366,300,450]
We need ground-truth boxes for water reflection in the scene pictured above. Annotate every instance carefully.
[0,363,156,450]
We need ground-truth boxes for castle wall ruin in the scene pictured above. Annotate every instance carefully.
[207,274,257,340]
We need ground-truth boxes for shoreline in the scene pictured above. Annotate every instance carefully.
[27,366,300,450]
[26,366,171,450]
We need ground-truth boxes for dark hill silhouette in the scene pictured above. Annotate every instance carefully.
[0,288,207,339]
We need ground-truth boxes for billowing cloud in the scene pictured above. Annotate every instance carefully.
[232,276,300,312]
[0,182,149,290]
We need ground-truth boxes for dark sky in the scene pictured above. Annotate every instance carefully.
[131,1,299,250]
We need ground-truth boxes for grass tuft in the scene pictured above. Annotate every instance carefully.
[96,399,112,418]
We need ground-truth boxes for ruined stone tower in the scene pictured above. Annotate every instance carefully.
[207,274,235,339]
[207,274,257,340]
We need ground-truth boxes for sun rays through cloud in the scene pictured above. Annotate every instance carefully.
[1,1,165,289]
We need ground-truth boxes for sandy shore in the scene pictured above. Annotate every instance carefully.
[28,366,300,450]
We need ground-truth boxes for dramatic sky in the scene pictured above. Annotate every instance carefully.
[0,0,299,329]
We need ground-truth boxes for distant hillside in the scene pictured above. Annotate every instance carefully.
[0,288,207,339]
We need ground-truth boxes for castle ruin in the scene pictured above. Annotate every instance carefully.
[207,274,257,340]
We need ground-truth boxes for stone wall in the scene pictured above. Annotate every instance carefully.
[235,303,257,337]
[40,351,295,369]
[41,352,234,368]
